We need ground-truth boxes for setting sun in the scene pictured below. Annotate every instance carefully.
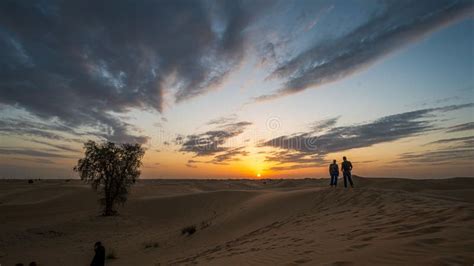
[257,173,261,178]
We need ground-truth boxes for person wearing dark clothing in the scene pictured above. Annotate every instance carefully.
[91,241,105,266]
[329,160,339,187]
[341,156,354,188]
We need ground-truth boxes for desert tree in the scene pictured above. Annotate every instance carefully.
[74,141,145,216]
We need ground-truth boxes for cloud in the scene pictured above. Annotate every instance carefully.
[446,122,474,133]
[261,104,473,170]
[255,0,474,101]
[426,136,474,146]
[309,117,339,133]
[186,163,198,169]
[0,115,148,144]
[206,114,238,126]
[209,146,249,165]
[9,157,55,165]
[421,136,474,165]
[0,147,72,158]
[179,121,251,165]
[269,163,324,171]
[30,140,79,153]
[265,150,327,171]
[179,121,251,156]
[185,159,200,168]
[303,4,334,32]
[183,146,248,166]
[0,0,265,143]
[397,148,473,164]
[353,160,378,164]
[0,118,79,141]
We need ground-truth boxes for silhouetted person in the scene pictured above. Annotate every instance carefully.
[341,156,354,188]
[91,241,105,266]
[329,160,339,187]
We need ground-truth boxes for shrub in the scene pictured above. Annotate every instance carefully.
[200,220,211,229]
[143,241,159,249]
[181,225,196,236]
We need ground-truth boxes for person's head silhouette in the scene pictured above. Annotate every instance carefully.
[343,156,347,161]
[333,159,336,163]
[91,241,105,266]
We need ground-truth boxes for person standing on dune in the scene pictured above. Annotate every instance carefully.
[341,156,354,188]
[329,160,339,187]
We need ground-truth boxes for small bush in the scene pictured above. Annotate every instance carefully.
[143,241,159,249]
[200,220,211,229]
[28,179,34,184]
[106,249,117,260]
[181,225,196,236]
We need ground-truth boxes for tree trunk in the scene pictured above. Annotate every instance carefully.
[103,178,115,216]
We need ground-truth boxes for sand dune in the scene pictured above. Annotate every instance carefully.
[0,177,473,265]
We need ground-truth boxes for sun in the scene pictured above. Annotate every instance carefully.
[257,173,261,178]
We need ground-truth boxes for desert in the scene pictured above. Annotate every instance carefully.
[1,177,473,265]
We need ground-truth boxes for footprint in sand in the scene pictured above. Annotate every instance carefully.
[331,261,354,266]
[351,243,370,249]
[411,237,445,246]
[361,236,375,241]
[398,225,445,236]
[293,258,312,264]
[298,250,313,255]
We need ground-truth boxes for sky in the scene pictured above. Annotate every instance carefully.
[0,0,473,179]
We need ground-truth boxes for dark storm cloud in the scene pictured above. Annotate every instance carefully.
[261,104,473,168]
[446,122,474,133]
[0,0,264,142]
[179,121,252,157]
[255,0,474,101]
